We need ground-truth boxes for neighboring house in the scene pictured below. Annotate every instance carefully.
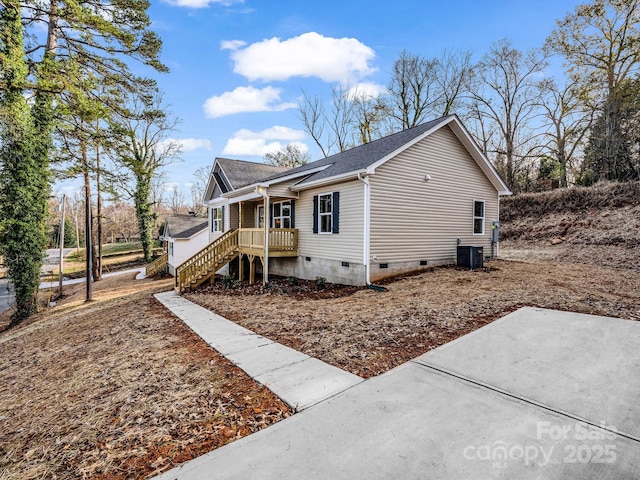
[159,214,209,276]
[180,115,510,290]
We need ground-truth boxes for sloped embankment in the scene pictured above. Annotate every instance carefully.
[500,181,640,269]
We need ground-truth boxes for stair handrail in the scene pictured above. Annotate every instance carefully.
[146,251,168,277]
[175,228,238,291]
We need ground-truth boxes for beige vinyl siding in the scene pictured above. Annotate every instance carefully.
[229,203,239,229]
[370,125,499,263]
[208,199,230,243]
[211,183,222,200]
[267,178,299,199]
[239,202,255,228]
[297,180,364,264]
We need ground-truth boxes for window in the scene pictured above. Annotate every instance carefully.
[257,205,264,228]
[212,206,224,233]
[473,200,485,235]
[318,194,333,233]
[169,242,174,257]
[272,200,292,228]
[313,192,339,234]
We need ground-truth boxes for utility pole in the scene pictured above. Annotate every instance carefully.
[58,194,66,297]
[85,188,93,302]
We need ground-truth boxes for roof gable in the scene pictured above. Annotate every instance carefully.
[162,215,208,239]
[203,115,510,198]
[256,116,454,188]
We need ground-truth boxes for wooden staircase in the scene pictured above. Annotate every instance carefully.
[175,228,239,292]
[145,252,168,277]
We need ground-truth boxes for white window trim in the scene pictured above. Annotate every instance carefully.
[318,192,333,235]
[473,199,485,235]
[256,205,264,228]
[271,200,292,229]
[212,206,224,233]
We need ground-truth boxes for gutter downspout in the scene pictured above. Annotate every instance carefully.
[357,172,371,285]
[255,186,270,285]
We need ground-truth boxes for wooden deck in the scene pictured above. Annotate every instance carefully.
[238,228,298,257]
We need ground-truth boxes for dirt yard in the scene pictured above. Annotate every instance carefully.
[187,257,639,378]
[0,275,291,480]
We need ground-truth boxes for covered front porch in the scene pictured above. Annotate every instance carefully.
[231,192,298,285]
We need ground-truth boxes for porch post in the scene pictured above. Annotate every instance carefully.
[263,195,270,285]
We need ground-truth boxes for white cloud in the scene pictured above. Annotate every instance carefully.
[175,138,212,151]
[203,86,296,118]
[347,82,387,99]
[222,126,307,156]
[164,0,243,8]
[159,138,212,152]
[221,39,247,51]
[228,32,376,82]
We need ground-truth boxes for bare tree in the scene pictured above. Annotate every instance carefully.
[169,185,187,215]
[539,80,594,187]
[264,144,311,168]
[103,202,138,243]
[298,91,332,157]
[190,166,210,214]
[386,50,440,130]
[547,0,640,183]
[108,91,182,261]
[297,85,357,156]
[435,49,475,116]
[468,39,548,192]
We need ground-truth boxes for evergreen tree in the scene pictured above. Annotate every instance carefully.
[0,1,47,322]
[0,0,166,324]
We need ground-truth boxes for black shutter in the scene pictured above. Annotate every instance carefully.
[221,205,225,231]
[312,195,318,233]
[332,192,340,234]
[210,207,214,232]
[290,199,295,228]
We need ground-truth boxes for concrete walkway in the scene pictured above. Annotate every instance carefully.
[154,307,640,480]
[154,291,362,411]
[39,267,146,290]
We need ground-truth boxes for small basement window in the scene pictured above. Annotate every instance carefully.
[473,200,485,235]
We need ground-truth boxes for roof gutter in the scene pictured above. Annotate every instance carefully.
[290,170,365,192]
[224,165,332,199]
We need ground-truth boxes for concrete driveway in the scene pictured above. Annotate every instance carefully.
[155,307,640,480]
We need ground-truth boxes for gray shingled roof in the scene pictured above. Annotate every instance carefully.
[258,115,454,186]
[164,215,208,239]
[217,157,289,189]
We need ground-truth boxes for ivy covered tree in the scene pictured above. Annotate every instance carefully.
[108,91,181,262]
[0,0,167,324]
[0,1,47,323]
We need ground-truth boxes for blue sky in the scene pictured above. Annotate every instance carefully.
[56,0,583,199]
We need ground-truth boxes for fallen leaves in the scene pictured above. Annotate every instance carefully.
[0,277,292,480]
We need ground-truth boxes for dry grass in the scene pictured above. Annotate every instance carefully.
[0,275,291,480]
[501,180,640,221]
[187,259,640,378]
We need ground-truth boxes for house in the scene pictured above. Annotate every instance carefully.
[177,115,510,291]
[159,214,209,276]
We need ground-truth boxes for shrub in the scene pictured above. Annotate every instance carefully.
[314,276,326,290]
[221,274,237,290]
[287,276,299,286]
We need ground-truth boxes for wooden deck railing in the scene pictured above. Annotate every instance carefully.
[238,228,298,253]
[175,227,298,292]
[176,229,239,291]
[145,252,168,277]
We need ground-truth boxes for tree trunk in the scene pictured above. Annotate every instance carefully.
[135,174,154,262]
[95,128,103,280]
